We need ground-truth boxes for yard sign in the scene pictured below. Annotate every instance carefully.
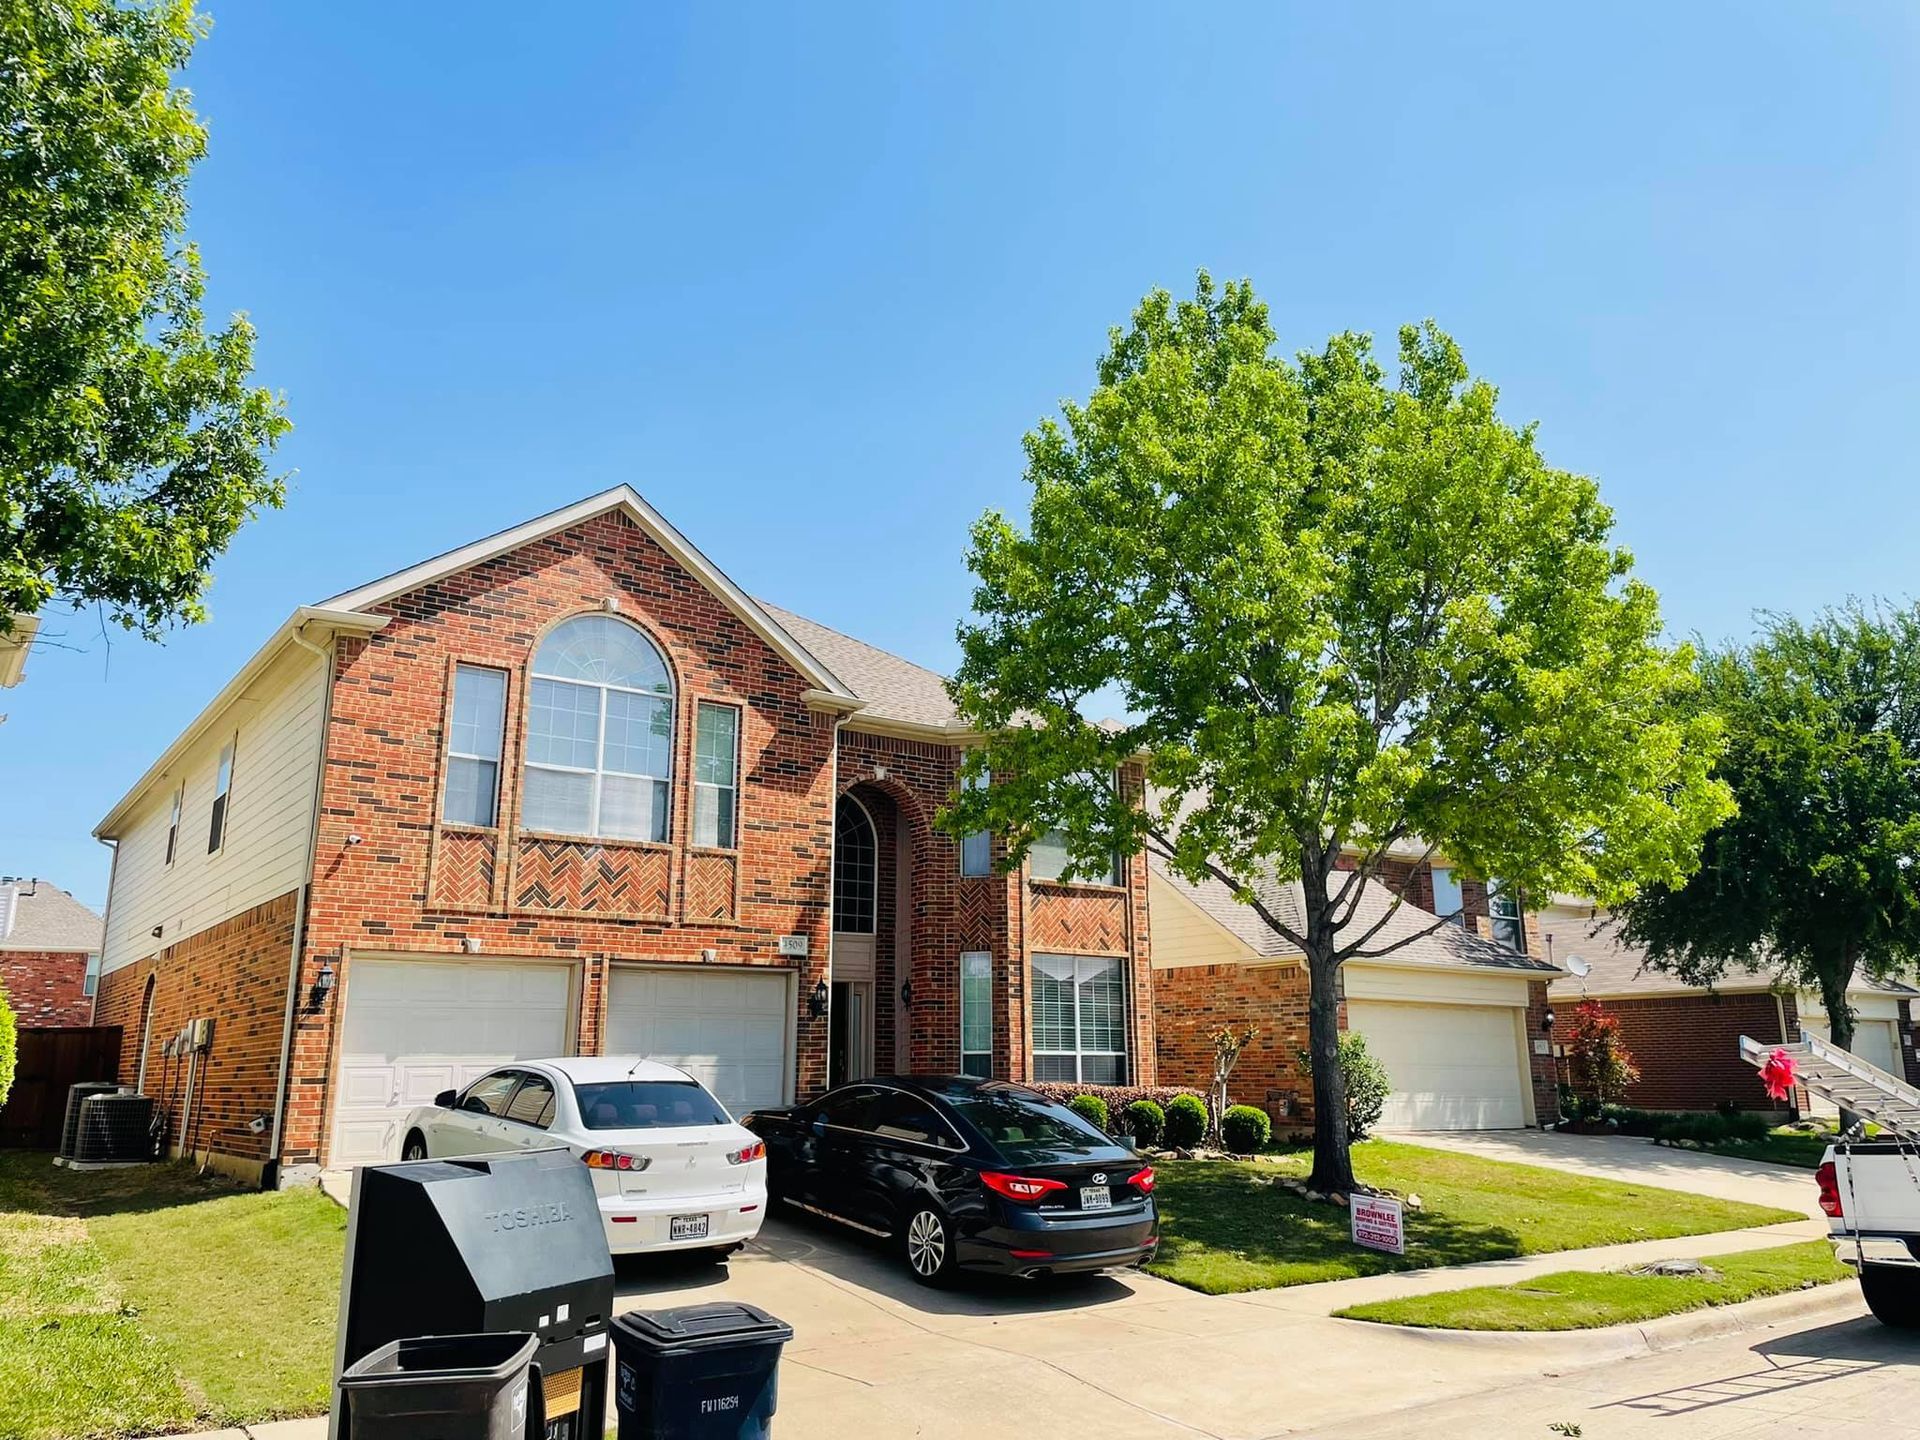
[1349,1193,1405,1255]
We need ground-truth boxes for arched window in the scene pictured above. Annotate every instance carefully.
[834,796,876,934]
[523,615,675,841]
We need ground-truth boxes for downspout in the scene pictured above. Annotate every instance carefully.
[89,838,120,1030]
[268,621,336,1179]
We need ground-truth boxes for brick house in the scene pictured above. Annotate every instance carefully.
[0,878,102,1028]
[92,487,1153,1185]
[1150,850,1562,1132]
[1539,898,1920,1113]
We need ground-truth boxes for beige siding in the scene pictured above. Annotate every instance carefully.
[101,644,327,975]
[1344,963,1532,1008]
[1147,872,1262,970]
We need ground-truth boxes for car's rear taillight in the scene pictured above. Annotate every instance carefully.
[583,1149,652,1172]
[1127,1166,1156,1195]
[1816,1160,1844,1218]
[981,1171,1068,1203]
[728,1141,766,1165]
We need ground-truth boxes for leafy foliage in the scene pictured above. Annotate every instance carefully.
[1220,1104,1271,1153]
[943,273,1730,1192]
[1067,1093,1110,1132]
[0,980,14,1108]
[1164,1093,1209,1149]
[1125,1098,1165,1146]
[1616,604,1920,1057]
[1564,998,1640,1111]
[1299,1032,1392,1142]
[2,0,288,636]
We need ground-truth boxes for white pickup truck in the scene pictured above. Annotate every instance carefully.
[1820,1142,1920,1327]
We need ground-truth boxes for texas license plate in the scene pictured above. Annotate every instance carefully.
[670,1214,710,1241]
[1080,1186,1112,1211]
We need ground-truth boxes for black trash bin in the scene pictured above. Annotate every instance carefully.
[610,1303,793,1440]
[340,1331,545,1440]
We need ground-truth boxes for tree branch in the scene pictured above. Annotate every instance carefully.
[1144,825,1310,954]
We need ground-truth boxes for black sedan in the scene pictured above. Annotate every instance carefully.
[743,1076,1157,1284]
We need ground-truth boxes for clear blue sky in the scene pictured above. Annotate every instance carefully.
[5,3,1917,911]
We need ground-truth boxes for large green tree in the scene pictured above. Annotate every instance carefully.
[2,0,287,640]
[942,275,1731,1193]
[1616,605,1920,1086]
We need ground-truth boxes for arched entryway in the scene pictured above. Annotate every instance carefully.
[830,792,881,1086]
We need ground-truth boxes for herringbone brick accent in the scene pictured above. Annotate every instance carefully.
[511,836,672,917]
[1028,885,1128,955]
[429,827,497,910]
[683,851,737,922]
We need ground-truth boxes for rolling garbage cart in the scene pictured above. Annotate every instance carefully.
[331,1149,616,1440]
[610,1303,793,1439]
[340,1332,545,1439]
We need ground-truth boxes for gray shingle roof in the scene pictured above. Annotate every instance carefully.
[0,881,103,953]
[1149,852,1558,974]
[759,603,964,730]
[1545,908,1920,1000]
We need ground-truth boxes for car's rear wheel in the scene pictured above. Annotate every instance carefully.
[401,1132,428,1162]
[1861,1264,1920,1327]
[901,1205,955,1286]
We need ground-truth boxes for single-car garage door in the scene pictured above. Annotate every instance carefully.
[605,966,791,1118]
[1347,999,1528,1131]
[331,958,573,1167]
[1802,1015,1901,1117]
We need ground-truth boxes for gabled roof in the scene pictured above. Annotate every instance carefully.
[319,486,860,708]
[1148,852,1560,976]
[758,604,967,734]
[0,880,102,953]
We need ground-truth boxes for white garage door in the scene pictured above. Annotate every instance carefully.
[330,959,573,1167]
[1802,1016,1901,1117]
[605,966,791,1118]
[1348,999,1528,1131]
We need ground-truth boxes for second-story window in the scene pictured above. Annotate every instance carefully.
[444,664,508,827]
[959,769,991,877]
[834,796,876,933]
[1488,879,1526,952]
[692,702,739,848]
[523,615,674,841]
[207,740,235,853]
[164,786,183,866]
[1430,865,1464,923]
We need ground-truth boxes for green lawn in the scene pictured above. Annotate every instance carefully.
[1335,1240,1849,1329]
[0,1151,344,1440]
[1146,1140,1801,1295]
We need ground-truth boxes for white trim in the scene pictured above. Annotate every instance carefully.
[94,607,388,839]
[316,486,858,703]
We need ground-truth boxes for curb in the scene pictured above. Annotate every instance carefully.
[1334,1277,1866,1358]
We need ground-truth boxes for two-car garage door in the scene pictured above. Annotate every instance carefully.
[1347,998,1530,1131]
[329,957,794,1168]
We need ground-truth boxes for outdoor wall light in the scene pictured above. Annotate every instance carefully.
[808,978,829,1019]
[1542,1007,1556,1033]
[307,961,337,1014]
[899,979,914,1008]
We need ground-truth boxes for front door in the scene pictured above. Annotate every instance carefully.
[829,981,872,1088]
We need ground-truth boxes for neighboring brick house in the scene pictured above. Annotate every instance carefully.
[1540,898,1920,1113]
[0,878,102,1027]
[1150,850,1562,1133]
[92,487,1153,1185]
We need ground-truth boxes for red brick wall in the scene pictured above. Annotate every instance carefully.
[1153,961,1322,1132]
[1599,991,1798,1113]
[285,509,840,1166]
[91,892,296,1178]
[0,949,92,1027]
[1525,981,1559,1122]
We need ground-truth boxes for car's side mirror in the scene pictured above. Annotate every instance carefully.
[434,1089,457,1109]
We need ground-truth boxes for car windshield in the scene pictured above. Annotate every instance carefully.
[943,1088,1114,1155]
[572,1080,731,1131]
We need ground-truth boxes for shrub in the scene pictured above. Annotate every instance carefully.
[1125,1099,1165,1147]
[1298,1032,1391,1141]
[1165,1093,1208,1148]
[1566,998,1640,1111]
[1024,1082,1205,1136]
[1068,1093,1110,1132]
[1657,1110,1770,1144]
[1220,1104,1271,1153]
[0,980,13,1109]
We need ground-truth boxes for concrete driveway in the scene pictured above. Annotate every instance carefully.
[605,1210,1850,1440]
[1385,1127,1826,1218]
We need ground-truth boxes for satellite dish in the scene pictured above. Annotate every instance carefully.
[1567,955,1592,979]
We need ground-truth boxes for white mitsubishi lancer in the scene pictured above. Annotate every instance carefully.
[398,1056,767,1257]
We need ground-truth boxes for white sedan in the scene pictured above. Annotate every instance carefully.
[398,1056,767,1257]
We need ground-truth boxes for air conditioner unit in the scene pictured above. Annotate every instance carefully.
[68,1093,156,1167]
[56,1082,121,1162]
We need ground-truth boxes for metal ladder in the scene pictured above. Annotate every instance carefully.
[1738,1032,1920,1139]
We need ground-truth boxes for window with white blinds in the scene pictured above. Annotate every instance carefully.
[1030,953,1126,1084]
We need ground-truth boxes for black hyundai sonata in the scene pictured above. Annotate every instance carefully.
[743,1076,1157,1284]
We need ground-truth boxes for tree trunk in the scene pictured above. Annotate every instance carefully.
[1815,947,1860,1132]
[1303,866,1355,1195]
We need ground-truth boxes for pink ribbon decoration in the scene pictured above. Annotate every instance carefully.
[1760,1047,1798,1101]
